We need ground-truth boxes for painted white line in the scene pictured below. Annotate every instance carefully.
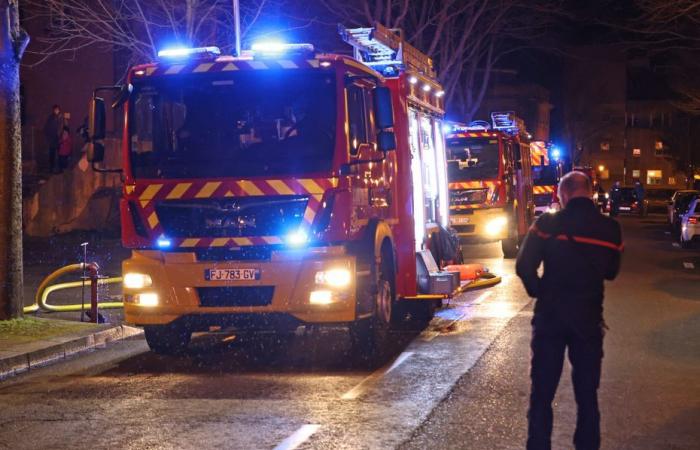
[672,242,680,248]
[341,351,414,400]
[472,290,492,305]
[273,424,320,450]
[664,231,671,235]
[683,262,695,269]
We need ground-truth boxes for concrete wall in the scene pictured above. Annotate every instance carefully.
[23,139,122,237]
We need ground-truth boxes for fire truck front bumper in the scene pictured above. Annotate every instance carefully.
[449,207,509,242]
[122,247,357,329]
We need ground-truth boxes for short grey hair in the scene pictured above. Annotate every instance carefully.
[558,171,592,198]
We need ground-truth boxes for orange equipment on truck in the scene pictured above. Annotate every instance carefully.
[531,141,562,216]
[445,113,534,258]
[85,24,461,357]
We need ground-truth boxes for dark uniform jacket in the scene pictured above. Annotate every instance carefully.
[516,197,623,321]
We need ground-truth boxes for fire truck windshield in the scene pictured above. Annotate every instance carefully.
[129,71,336,179]
[446,137,499,181]
[533,165,558,186]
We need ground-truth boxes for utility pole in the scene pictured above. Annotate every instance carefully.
[0,0,29,320]
[233,0,241,56]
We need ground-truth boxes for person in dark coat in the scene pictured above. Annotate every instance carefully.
[516,171,623,450]
[43,104,64,173]
[608,180,622,217]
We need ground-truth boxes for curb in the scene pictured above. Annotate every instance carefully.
[0,325,143,381]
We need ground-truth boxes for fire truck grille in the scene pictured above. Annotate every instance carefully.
[534,193,552,207]
[197,286,275,307]
[450,189,488,206]
[155,195,309,238]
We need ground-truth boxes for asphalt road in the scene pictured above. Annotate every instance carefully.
[2,214,698,449]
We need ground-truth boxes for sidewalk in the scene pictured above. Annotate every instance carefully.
[0,317,141,381]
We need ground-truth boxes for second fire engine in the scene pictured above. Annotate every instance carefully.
[445,113,534,258]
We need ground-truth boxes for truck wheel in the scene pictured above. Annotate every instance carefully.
[144,323,191,355]
[349,245,395,364]
[502,237,519,258]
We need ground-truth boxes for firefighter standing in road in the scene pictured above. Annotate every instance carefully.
[516,171,623,450]
[608,181,622,216]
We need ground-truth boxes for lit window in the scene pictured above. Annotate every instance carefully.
[632,148,641,157]
[646,170,662,185]
[600,141,610,151]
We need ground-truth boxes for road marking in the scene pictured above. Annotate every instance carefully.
[341,351,413,400]
[664,231,671,235]
[273,424,321,450]
[683,262,695,269]
[672,242,680,248]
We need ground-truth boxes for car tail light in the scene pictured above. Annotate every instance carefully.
[689,216,699,224]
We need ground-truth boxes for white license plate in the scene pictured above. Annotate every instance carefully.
[619,207,631,211]
[451,216,471,224]
[205,268,260,281]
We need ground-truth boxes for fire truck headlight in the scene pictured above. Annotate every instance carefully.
[485,216,508,236]
[309,290,333,305]
[315,269,351,287]
[123,273,152,289]
[135,292,159,307]
[286,230,308,246]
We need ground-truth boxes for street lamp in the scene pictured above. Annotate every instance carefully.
[598,165,605,172]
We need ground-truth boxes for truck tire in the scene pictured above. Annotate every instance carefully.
[144,323,191,355]
[349,242,395,365]
[502,237,519,259]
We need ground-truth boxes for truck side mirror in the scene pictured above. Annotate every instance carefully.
[377,130,396,152]
[373,86,394,129]
[87,96,106,163]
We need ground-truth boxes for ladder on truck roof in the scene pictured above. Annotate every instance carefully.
[491,111,527,136]
[338,23,436,79]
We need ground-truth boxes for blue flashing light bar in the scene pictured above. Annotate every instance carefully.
[157,46,221,59]
[251,42,315,56]
[285,230,308,246]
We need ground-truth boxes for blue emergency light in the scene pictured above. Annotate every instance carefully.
[251,41,315,57]
[157,46,221,60]
[156,238,172,249]
[551,146,562,161]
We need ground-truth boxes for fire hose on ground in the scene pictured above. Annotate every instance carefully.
[23,263,123,322]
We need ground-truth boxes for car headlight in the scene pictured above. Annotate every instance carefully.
[485,216,508,236]
[315,268,351,287]
[123,272,152,289]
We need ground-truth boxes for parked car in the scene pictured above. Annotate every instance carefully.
[668,190,699,227]
[645,188,675,214]
[606,186,647,215]
[680,195,700,248]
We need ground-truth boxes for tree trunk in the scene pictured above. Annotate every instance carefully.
[0,0,28,320]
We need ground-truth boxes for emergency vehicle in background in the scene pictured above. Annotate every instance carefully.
[445,113,534,258]
[531,141,562,216]
[86,23,457,357]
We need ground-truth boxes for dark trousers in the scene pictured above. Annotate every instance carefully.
[527,315,604,450]
[48,144,58,172]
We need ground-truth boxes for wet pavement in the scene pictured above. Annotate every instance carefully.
[2,215,698,449]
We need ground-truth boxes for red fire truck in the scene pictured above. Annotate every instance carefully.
[86,24,456,356]
[445,113,534,258]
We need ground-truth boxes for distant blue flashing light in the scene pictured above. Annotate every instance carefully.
[550,146,562,161]
[251,42,315,56]
[156,238,172,249]
[157,46,221,59]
